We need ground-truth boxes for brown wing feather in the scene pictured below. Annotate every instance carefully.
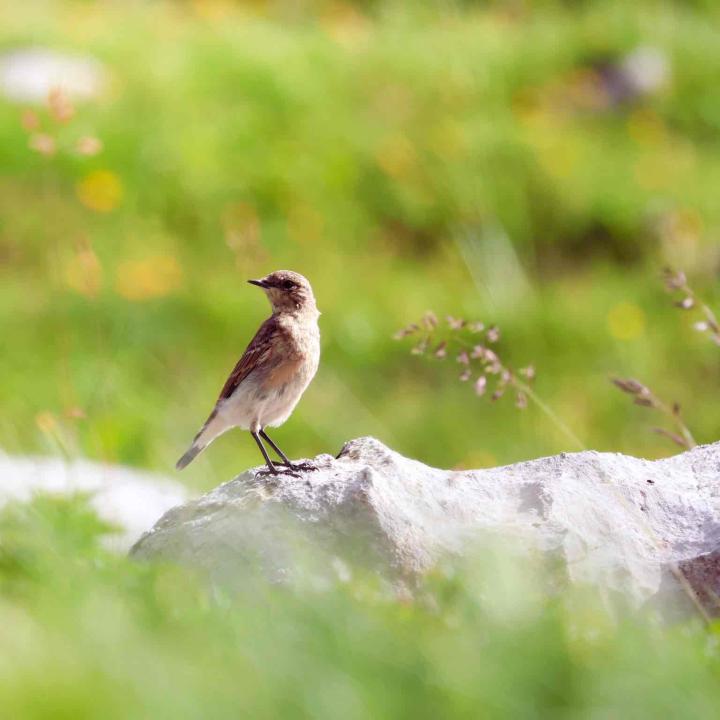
[218,316,278,400]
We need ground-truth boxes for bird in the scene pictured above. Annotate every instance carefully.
[176,270,321,476]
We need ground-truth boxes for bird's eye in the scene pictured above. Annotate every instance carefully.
[282,280,295,290]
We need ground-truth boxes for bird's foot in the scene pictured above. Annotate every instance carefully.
[282,460,318,473]
[256,465,302,479]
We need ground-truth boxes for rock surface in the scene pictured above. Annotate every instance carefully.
[131,437,720,614]
[0,452,188,551]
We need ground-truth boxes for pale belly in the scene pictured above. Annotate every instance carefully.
[216,358,316,432]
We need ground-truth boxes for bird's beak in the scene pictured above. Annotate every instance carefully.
[247,279,267,288]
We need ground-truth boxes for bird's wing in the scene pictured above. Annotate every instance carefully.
[217,316,280,401]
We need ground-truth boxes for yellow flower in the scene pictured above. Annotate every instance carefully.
[116,255,183,301]
[76,170,123,212]
[607,302,645,341]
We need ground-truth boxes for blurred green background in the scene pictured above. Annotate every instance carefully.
[2,0,720,486]
[0,0,720,720]
[3,0,720,717]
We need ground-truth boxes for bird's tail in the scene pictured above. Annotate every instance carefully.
[175,442,205,471]
[175,409,221,471]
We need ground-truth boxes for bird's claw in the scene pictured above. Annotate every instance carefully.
[256,465,301,479]
[279,468,302,478]
[284,461,318,473]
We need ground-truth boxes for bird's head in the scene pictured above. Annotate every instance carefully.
[248,270,318,316]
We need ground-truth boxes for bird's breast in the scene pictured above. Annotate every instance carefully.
[262,317,320,392]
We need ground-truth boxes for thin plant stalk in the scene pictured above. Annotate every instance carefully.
[612,378,696,450]
[664,268,720,345]
[446,334,586,451]
[512,377,585,451]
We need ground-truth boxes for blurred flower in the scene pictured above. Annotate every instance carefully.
[582,47,669,110]
[64,406,86,420]
[28,133,56,156]
[75,136,103,156]
[76,170,123,212]
[64,244,103,298]
[20,93,103,162]
[191,0,234,20]
[621,46,670,97]
[116,255,183,301]
[518,45,670,127]
[48,87,74,123]
[35,411,57,433]
[20,109,39,131]
[320,2,370,48]
[607,302,645,341]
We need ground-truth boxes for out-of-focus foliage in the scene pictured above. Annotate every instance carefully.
[1,493,720,718]
[3,2,720,716]
[1,0,720,482]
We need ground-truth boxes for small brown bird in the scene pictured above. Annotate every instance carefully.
[176,270,321,476]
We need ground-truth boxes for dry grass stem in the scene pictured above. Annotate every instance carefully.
[612,377,696,449]
[663,267,720,345]
[395,312,585,450]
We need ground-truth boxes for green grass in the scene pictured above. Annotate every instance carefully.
[2,1,720,486]
[1,493,720,719]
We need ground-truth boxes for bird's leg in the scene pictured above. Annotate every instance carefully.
[259,429,292,465]
[251,432,282,476]
[260,429,317,472]
[252,431,300,478]
[252,431,276,474]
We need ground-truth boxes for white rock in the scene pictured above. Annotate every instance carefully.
[0,452,187,551]
[131,437,720,614]
[0,48,105,103]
